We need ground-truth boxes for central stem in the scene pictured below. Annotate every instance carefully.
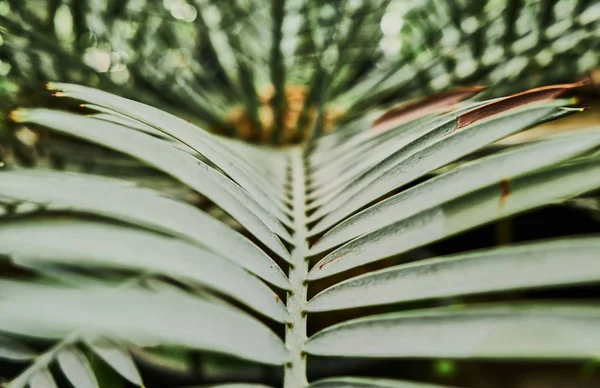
[284,147,309,387]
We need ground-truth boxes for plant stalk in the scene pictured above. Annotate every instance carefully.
[283,147,309,387]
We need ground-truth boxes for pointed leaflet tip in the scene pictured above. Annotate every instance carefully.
[8,109,27,123]
[46,82,71,94]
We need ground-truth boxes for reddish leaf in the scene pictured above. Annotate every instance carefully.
[456,80,590,130]
[369,86,486,136]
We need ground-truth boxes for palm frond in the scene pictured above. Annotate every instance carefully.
[1,78,599,387]
[0,0,599,386]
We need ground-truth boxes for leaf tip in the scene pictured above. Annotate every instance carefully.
[8,109,27,123]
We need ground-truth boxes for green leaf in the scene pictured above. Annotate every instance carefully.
[305,303,600,358]
[308,99,522,201]
[0,170,290,290]
[27,369,58,388]
[85,338,143,387]
[0,335,36,361]
[219,138,290,191]
[309,237,600,312]
[0,218,289,323]
[309,156,600,280]
[89,112,176,141]
[10,109,293,259]
[308,100,567,226]
[307,103,478,199]
[47,83,291,215]
[0,280,289,365]
[308,100,486,178]
[312,87,581,209]
[309,129,600,251]
[57,347,99,388]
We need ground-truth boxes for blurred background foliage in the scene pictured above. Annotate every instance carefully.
[0,0,598,144]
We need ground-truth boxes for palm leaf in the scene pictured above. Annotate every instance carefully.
[0,1,599,383]
[305,304,600,358]
[27,369,58,388]
[84,338,143,387]
[309,155,600,280]
[0,170,289,289]
[0,218,288,323]
[10,108,294,256]
[308,84,581,225]
[310,129,600,250]
[3,79,600,388]
[0,280,288,365]
[308,238,600,312]
[57,347,99,388]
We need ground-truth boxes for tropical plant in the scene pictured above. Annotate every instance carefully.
[1,78,600,388]
[1,1,600,388]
